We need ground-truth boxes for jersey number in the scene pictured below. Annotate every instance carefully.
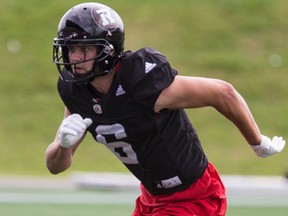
[95,124,138,164]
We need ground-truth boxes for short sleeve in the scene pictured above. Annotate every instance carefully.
[119,48,177,110]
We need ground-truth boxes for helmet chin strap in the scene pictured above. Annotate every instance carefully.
[82,57,122,85]
[74,60,111,85]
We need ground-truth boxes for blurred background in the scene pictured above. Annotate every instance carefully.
[0,0,287,178]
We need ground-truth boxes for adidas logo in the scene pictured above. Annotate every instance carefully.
[145,62,156,73]
[116,85,126,96]
[157,183,164,189]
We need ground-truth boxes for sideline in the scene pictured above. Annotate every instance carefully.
[71,172,288,207]
[0,173,287,206]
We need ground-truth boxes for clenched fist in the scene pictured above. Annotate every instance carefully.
[59,114,92,148]
[251,135,286,158]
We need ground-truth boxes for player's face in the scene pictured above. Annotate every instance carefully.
[68,46,97,74]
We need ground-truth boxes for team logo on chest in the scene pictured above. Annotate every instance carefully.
[92,98,103,114]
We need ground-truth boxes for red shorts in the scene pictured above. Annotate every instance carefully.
[132,162,227,216]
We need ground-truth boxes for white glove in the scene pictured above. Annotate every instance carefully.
[59,114,92,148]
[250,135,286,158]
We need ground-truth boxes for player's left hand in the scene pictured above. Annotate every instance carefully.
[250,135,286,158]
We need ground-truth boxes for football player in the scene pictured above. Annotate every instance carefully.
[45,2,286,215]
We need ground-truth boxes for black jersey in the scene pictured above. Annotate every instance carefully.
[58,48,208,194]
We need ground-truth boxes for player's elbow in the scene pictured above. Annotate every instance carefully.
[222,82,237,101]
[45,143,72,175]
[215,81,239,111]
[46,162,67,175]
[46,161,61,175]
[45,155,70,175]
[47,169,60,175]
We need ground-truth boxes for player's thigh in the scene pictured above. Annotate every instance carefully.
[152,197,226,216]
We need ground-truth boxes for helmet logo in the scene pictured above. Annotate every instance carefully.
[92,7,116,29]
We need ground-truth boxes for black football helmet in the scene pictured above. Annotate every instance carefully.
[53,3,125,84]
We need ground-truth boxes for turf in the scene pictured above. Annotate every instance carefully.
[0,187,286,216]
[0,204,134,216]
[0,204,287,216]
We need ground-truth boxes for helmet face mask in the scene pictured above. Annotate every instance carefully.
[53,3,124,85]
[53,36,115,84]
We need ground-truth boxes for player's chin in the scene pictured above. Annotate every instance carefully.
[74,69,88,74]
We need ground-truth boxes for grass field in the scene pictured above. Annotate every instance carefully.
[0,0,287,176]
[0,203,287,216]
[0,1,287,215]
[0,0,288,216]
[0,188,287,216]
[0,174,287,216]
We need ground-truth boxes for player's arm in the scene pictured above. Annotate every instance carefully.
[45,107,92,174]
[154,75,285,157]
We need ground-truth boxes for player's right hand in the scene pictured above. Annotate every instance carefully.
[59,114,93,148]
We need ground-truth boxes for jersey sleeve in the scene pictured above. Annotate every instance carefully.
[119,48,177,111]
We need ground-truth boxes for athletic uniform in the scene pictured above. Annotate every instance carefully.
[58,48,227,215]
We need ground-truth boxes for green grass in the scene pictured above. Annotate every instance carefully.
[0,187,287,216]
[0,204,287,216]
[0,0,287,176]
[227,206,288,216]
[0,204,135,216]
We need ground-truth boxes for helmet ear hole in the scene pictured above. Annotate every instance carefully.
[103,44,114,55]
